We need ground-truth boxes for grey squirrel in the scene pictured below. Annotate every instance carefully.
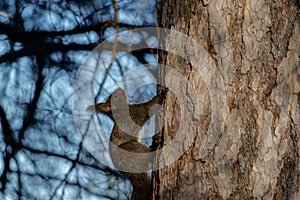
[87,86,168,200]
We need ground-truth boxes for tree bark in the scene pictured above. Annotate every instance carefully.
[153,0,300,199]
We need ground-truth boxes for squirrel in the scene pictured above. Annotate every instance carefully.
[87,86,168,200]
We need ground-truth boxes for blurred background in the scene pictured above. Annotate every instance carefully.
[0,0,160,199]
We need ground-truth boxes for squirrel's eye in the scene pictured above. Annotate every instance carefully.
[113,94,119,100]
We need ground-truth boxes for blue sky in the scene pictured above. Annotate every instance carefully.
[0,0,158,199]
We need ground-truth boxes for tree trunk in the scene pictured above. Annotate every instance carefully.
[153,0,300,199]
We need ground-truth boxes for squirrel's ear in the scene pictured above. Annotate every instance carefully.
[114,87,125,93]
[113,87,127,97]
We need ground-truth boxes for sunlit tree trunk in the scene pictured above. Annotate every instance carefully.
[153,0,300,199]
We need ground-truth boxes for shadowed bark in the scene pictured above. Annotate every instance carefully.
[153,0,300,199]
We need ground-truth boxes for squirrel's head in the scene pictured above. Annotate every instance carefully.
[86,87,128,115]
